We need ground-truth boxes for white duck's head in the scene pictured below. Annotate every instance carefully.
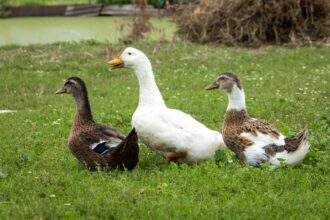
[205,72,243,93]
[107,47,151,70]
[107,47,164,107]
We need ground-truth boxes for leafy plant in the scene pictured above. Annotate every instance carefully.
[0,0,11,18]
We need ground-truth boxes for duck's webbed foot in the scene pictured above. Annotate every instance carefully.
[166,151,188,163]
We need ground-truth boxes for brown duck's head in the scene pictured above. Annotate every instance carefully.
[205,72,242,93]
[55,77,88,96]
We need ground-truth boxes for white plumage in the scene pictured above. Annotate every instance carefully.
[133,106,224,163]
[240,131,286,147]
[110,47,226,163]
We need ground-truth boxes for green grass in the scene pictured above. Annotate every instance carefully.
[0,41,329,219]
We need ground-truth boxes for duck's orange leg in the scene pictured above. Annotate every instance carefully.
[166,151,188,163]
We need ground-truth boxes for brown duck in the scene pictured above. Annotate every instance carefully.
[55,77,139,171]
[206,72,309,167]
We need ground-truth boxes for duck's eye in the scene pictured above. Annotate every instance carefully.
[128,52,132,55]
[219,76,226,80]
[65,81,74,86]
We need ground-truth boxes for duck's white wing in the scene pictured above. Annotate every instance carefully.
[165,108,214,131]
[133,107,219,153]
[240,118,285,146]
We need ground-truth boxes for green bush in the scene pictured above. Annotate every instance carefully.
[0,0,8,8]
[0,0,11,18]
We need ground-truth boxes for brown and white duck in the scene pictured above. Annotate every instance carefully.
[55,77,139,171]
[205,72,309,167]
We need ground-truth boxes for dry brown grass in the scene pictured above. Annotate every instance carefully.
[127,0,152,42]
[174,0,330,47]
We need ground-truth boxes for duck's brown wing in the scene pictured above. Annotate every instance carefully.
[79,127,138,170]
[93,124,125,140]
[68,135,109,171]
[241,118,281,139]
[79,128,123,146]
[79,125,123,152]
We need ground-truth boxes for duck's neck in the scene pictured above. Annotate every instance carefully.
[72,92,94,126]
[227,85,246,111]
[134,63,166,108]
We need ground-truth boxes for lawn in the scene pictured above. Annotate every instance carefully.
[0,41,329,219]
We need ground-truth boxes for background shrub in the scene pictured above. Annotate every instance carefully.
[174,0,330,47]
[0,0,11,18]
[98,0,159,5]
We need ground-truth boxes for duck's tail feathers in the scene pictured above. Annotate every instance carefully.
[118,128,138,151]
[111,128,139,170]
[271,128,309,165]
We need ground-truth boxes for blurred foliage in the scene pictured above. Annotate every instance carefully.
[5,0,159,6]
[175,0,330,47]
[6,1,98,7]
[98,0,159,5]
[0,0,8,9]
[0,0,11,18]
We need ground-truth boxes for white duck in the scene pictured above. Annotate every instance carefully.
[108,47,226,163]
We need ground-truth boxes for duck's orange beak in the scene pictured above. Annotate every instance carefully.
[107,56,124,68]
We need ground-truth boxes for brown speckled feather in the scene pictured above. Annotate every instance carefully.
[210,72,309,166]
[263,128,308,156]
[68,121,139,171]
[68,131,108,170]
[78,125,124,146]
[93,124,125,140]
[71,126,138,170]
[222,110,284,159]
[241,118,280,139]
[222,110,253,160]
[222,109,308,165]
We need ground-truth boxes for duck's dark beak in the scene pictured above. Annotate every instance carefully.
[205,81,220,91]
[107,56,124,69]
[55,87,66,94]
